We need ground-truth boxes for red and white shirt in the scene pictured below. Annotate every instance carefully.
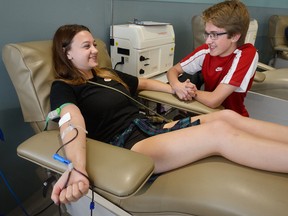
[180,43,258,116]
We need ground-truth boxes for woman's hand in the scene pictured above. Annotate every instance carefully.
[172,79,197,101]
[51,168,90,205]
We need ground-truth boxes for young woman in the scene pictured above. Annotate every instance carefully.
[167,0,258,117]
[50,24,288,205]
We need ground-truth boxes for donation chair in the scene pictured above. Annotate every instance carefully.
[269,15,288,68]
[249,15,288,124]
[3,38,288,216]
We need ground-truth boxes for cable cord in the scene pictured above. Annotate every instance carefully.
[55,127,95,216]
[1,167,59,216]
[55,127,79,155]
[51,78,171,215]
[113,61,123,70]
[87,80,172,123]
[32,202,55,216]
[113,57,124,70]
[57,168,95,216]
[0,169,30,216]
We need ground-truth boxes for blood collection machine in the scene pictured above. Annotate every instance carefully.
[110,22,175,80]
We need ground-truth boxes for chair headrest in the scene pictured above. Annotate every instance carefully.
[191,15,258,49]
[2,39,112,133]
[269,15,288,48]
[191,15,205,49]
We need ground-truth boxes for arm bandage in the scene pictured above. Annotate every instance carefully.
[60,123,88,140]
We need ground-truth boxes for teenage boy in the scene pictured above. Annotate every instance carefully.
[167,0,258,117]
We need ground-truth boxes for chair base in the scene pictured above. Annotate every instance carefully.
[274,57,288,68]
[66,192,131,216]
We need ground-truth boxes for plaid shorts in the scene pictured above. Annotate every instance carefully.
[110,117,200,149]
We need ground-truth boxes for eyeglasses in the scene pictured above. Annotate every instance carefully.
[203,32,228,40]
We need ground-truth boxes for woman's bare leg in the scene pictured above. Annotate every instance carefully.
[132,119,288,174]
[190,110,288,143]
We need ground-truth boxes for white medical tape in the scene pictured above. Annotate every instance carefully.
[72,124,88,135]
[59,112,71,127]
[60,124,75,140]
[60,123,88,140]
[67,163,74,171]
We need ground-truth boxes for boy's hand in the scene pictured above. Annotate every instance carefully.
[172,79,197,101]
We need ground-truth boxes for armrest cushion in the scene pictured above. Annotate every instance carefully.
[17,130,154,198]
[138,90,223,114]
[254,71,266,83]
[250,68,288,100]
[274,45,288,52]
[118,156,288,215]
[257,62,275,71]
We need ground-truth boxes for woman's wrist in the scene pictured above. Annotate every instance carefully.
[169,82,178,95]
[170,86,176,94]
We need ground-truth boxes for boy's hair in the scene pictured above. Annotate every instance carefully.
[202,0,250,46]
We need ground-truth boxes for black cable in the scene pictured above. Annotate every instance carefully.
[58,204,62,216]
[87,80,172,123]
[90,185,95,216]
[55,127,95,215]
[113,57,124,70]
[73,167,95,216]
[57,167,95,216]
[32,201,55,216]
[56,127,79,154]
[1,168,58,216]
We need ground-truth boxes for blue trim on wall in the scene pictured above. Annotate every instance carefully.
[116,0,288,9]
[0,128,4,141]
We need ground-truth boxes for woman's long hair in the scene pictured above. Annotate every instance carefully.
[52,24,128,90]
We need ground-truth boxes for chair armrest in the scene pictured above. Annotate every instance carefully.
[274,45,288,52]
[257,62,275,71]
[17,130,154,198]
[254,71,266,83]
[138,90,223,114]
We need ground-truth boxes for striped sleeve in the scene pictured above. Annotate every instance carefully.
[180,44,209,75]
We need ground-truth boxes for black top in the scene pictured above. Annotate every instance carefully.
[50,70,145,143]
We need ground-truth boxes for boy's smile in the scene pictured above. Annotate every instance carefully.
[205,21,239,57]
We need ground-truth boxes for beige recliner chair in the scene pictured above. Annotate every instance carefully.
[2,38,288,216]
[269,15,288,68]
